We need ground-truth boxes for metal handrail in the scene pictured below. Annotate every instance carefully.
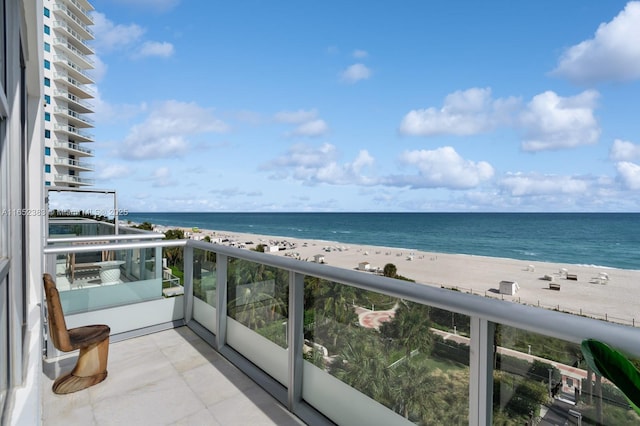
[43,237,640,358]
[46,233,165,244]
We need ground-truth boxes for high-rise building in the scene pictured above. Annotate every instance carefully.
[42,0,95,188]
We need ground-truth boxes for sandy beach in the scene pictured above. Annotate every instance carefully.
[152,224,640,327]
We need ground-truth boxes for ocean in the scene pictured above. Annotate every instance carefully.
[123,212,639,270]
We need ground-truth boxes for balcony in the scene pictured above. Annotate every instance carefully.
[54,157,93,171]
[52,3,94,40]
[40,233,640,425]
[53,140,93,156]
[58,0,93,25]
[53,90,93,113]
[53,54,94,85]
[42,327,304,425]
[52,20,94,51]
[53,174,94,185]
[53,72,95,99]
[53,106,94,127]
[54,124,94,142]
[52,38,94,69]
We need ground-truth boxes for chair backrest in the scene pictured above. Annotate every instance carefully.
[43,273,73,352]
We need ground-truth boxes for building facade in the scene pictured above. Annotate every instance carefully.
[42,0,95,188]
[1,0,46,423]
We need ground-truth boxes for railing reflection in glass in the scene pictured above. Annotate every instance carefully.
[227,257,289,349]
[493,324,639,425]
[302,277,470,424]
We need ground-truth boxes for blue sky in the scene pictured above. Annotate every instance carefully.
[84,0,640,212]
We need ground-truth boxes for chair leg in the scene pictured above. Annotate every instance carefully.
[52,337,109,394]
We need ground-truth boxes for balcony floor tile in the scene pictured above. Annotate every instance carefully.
[42,327,306,425]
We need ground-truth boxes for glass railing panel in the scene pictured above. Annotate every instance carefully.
[302,277,470,424]
[192,248,216,333]
[53,246,162,314]
[493,324,638,425]
[226,257,289,385]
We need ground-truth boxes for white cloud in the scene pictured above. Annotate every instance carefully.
[274,109,318,124]
[399,88,519,136]
[95,164,133,180]
[120,100,228,160]
[610,139,640,161]
[263,143,376,185]
[500,173,590,196]
[91,12,145,52]
[341,63,372,83]
[92,87,147,124]
[552,2,640,84]
[616,161,640,190]
[136,41,175,58]
[290,119,329,137]
[275,109,329,137]
[387,146,494,189]
[519,90,600,151]
[90,55,108,83]
[353,49,368,58]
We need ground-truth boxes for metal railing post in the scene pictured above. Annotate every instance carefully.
[215,254,228,351]
[469,316,494,426]
[288,271,304,411]
[183,245,194,323]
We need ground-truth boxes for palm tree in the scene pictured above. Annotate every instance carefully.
[383,263,397,278]
[330,332,390,401]
[380,300,433,359]
[388,358,435,419]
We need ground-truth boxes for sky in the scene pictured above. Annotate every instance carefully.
[78,0,640,212]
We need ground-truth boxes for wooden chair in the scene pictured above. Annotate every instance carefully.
[43,273,110,394]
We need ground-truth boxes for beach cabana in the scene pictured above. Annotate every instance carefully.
[313,254,325,264]
[358,261,371,271]
[499,280,519,296]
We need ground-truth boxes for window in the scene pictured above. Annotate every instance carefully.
[44,59,50,70]
[44,7,50,18]
[44,129,51,139]
[45,181,51,186]
[44,94,50,104]
[44,25,50,35]
[44,164,51,173]
[44,112,50,121]
[45,147,51,156]
[44,77,50,87]
[44,42,50,52]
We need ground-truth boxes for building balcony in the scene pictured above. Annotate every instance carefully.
[53,72,95,99]
[52,20,94,49]
[53,140,93,156]
[37,233,640,426]
[53,106,94,127]
[54,124,94,142]
[52,38,94,68]
[51,3,94,39]
[53,174,94,185]
[54,157,93,171]
[58,0,93,26]
[53,54,94,85]
[53,89,93,113]
[42,327,304,425]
